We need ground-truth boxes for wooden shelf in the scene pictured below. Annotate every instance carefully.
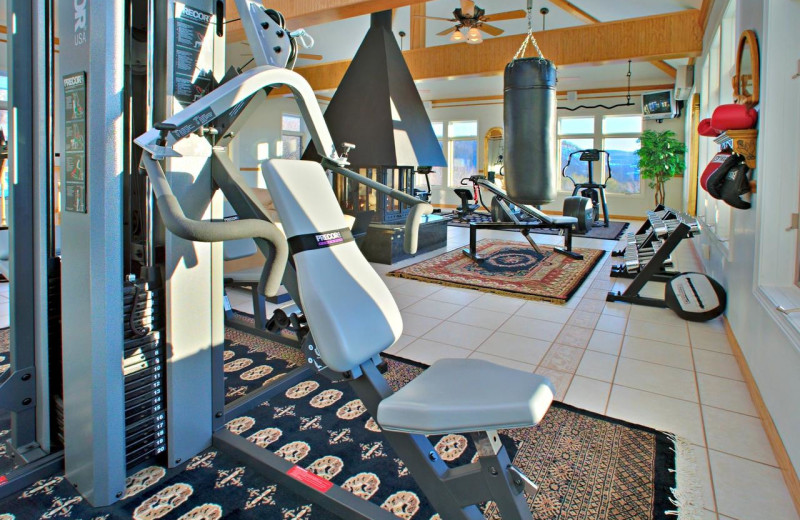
[715,129,758,169]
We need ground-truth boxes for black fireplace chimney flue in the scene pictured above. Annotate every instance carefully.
[303,10,446,171]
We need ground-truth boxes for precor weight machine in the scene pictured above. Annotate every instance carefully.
[30,1,557,518]
[0,0,64,500]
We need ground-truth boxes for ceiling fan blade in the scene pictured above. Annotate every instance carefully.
[413,15,456,21]
[298,53,323,61]
[437,26,457,36]
[483,10,527,22]
[479,23,504,36]
[460,0,475,17]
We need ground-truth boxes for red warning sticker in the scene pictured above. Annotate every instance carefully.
[287,466,333,493]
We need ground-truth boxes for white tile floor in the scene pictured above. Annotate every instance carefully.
[223,223,800,519]
[2,222,794,519]
[223,224,800,519]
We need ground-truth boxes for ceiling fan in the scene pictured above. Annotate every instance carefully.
[415,0,526,44]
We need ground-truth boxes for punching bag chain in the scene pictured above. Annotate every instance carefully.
[514,0,544,60]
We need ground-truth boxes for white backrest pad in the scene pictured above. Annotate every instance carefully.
[262,159,402,373]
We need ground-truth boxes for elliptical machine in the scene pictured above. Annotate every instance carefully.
[562,149,612,228]
[453,176,481,220]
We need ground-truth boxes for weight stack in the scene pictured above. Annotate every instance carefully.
[123,281,167,470]
[48,258,64,449]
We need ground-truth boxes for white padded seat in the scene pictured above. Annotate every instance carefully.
[377,359,554,435]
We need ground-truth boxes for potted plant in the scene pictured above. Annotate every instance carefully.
[636,130,687,206]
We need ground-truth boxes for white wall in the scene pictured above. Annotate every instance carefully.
[691,0,800,477]
[427,97,685,217]
[228,95,320,189]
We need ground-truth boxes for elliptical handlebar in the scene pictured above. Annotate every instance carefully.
[561,149,613,187]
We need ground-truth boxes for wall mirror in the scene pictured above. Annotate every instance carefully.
[733,30,759,105]
[484,127,504,178]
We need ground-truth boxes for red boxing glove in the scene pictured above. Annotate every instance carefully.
[701,150,733,192]
[711,104,758,131]
[697,118,721,137]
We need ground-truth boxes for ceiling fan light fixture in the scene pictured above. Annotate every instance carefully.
[450,28,465,42]
[466,26,482,44]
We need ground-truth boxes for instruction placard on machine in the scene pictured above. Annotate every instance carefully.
[63,72,87,213]
[173,3,215,107]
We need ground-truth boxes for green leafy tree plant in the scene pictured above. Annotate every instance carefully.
[636,129,687,206]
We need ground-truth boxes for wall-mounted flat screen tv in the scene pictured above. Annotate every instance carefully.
[642,90,677,120]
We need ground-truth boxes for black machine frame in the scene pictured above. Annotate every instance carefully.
[0,0,66,500]
[562,148,611,228]
[460,175,583,261]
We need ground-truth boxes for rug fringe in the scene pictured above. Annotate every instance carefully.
[665,434,705,520]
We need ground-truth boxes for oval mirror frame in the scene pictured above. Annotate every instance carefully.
[484,127,503,176]
[733,30,759,105]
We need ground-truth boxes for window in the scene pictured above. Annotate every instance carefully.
[424,122,446,187]
[603,137,642,194]
[558,117,594,135]
[602,115,642,134]
[447,121,478,186]
[558,115,643,194]
[602,116,642,195]
[279,113,303,160]
[281,114,301,133]
[0,73,7,136]
[560,138,595,188]
[0,73,7,228]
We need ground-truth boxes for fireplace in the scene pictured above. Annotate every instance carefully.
[334,166,416,223]
[303,10,448,262]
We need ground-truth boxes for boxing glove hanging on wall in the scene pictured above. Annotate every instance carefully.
[504,57,558,205]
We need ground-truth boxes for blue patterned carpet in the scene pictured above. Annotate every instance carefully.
[0,324,678,520]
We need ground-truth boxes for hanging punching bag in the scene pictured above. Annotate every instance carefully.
[504,57,558,205]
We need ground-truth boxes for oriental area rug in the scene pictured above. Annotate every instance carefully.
[388,239,605,303]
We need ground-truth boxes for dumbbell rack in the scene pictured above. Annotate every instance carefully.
[607,206,701,308]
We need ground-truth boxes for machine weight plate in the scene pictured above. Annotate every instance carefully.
[563,196,592,234]
[665,272,727,322]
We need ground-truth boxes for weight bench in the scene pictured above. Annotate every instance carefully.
[464,176,583,261]
[262,159,555,519]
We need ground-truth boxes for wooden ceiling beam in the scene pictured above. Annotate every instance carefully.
[650,60,678,78]
[226,0,430,39]
[548,0,599,24]
[285,10,702,92]
[698,0,715,33]
[549,0,678,79]
[430,83,676,105]
[410,3,427,50]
